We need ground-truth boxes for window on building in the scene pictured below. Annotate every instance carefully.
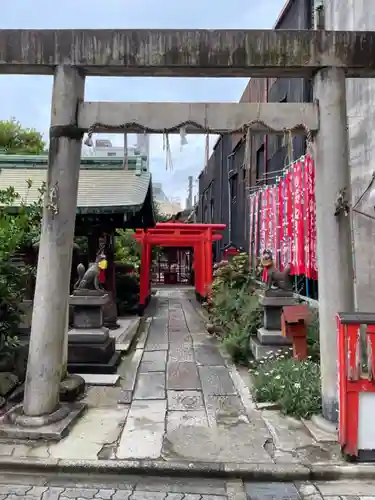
[107,152,117,157]
[210,199,214,222]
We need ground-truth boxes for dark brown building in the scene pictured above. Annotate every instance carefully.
[197,0,314,264]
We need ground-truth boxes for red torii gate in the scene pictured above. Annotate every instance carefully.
[134,222,226,314]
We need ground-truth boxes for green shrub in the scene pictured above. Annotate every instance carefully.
[209,280,262,364]
[250,354,322,419]
[0,184,40,358]
[306,308,320,363]
[222,322,251,365]
[115,263,140,314]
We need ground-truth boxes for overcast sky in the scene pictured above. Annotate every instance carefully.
[0,0,286,205]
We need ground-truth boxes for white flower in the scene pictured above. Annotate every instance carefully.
[294,383,301,389]
[275,375,281,380]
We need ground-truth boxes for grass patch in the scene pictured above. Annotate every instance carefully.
[250,353,322,419]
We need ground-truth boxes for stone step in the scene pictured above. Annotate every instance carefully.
[78,373,120,386]
[112,317,141,353]
[257,327,292,346]
[250,337,291,361]
[68,351,121,374]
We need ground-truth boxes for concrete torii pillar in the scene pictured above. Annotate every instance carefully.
[18,66,86,426]
[313,67,355,424]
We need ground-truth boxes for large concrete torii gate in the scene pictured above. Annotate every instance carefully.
[0,28,368,434]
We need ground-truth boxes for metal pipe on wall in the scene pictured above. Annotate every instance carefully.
[227,152,235,244]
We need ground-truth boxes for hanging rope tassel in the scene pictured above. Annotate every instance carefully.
[180,126,188,151]
[163,131,174,171]
[283,129,294,167]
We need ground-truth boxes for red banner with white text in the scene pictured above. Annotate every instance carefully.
[248,155,318,280]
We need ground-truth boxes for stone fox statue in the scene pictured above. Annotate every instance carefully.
[260,249,292,291]
[74,254,107,290]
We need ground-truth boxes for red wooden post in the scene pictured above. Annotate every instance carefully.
[205,228,213,297]
[281,305,309,360]
[133,223,226,305]
[145,236,151,304]
[194,241,203,297]
[337,312,375,461]
[139,232,148,310]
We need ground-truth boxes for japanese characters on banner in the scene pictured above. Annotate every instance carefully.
[248,195,256,269]
[278,177,287,271]
[293,160,305,275]
[248,154,318,281]
[253,191,260,269]
[304,154,318,279]
[259,189,267,255]
[272,186,278,268]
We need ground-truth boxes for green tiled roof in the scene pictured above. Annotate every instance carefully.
[0,164,152,214]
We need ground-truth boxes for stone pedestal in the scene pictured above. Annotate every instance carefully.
[250,289,297,361]
[68,291,121,374]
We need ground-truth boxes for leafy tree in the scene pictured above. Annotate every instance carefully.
[0,118,45,155]
[0,183,43,358]
[153,200,170,222]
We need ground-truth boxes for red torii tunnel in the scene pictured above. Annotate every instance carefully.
[134,222,226,314]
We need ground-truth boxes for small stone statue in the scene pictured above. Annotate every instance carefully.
[74,260,101,290]
[260,249,292,291]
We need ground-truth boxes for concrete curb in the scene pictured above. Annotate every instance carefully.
[0,456,309,479]
[0,456,375,480]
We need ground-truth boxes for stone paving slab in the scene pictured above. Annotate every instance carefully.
[116,348,142,392]
[194,344,226,366]
[167,390,205,412]
[82,386,127,407]
[205,395,248,427]
[42,408,127,461]
[168,343,195,362]
[133,372,166,400]
[167,361,201,390]
[245,482,300,500]
[139,350,167,372]
[315,481,375,496]
[198,366,237,396]
[166,410,209,432]
[0,473,231,500]
[136,318,151,350]
[116,400,166,460]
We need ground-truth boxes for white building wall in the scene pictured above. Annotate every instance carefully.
[325,0,375,310]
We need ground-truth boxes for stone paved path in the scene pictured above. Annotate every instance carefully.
[1,472,375,500]
[114,289,271,462]
[0,472,236,499]
[0,287,339,465]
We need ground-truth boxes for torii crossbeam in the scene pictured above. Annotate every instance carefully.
[134,223,226,312]
[0,26,362,429]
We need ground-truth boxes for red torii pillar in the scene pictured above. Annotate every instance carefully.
[138,231,152,315]
[135,223,225,314]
